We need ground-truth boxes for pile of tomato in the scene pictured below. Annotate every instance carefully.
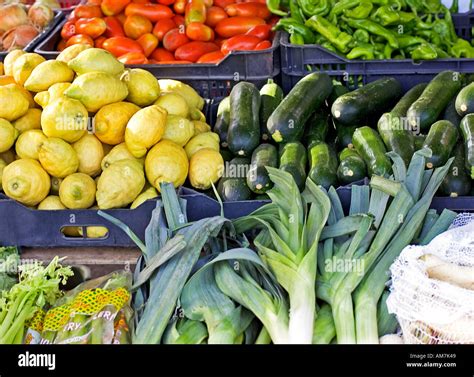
[59,0,278,64]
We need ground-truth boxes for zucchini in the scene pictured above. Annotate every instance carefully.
[414,134,426,151]
[443,96,462,127]
[460,113,474,178]
[423,120,458,169]
[407,71,462,130]
[247,144,278,194]
[267,72,333,143]
[331,77,403,125]
[455,82,474,118]
[227,82,261,156]
[327,83,350,108]
[337,148,367,185]
[259,79,284,141]
[336,122,358,150]
[214,97,230,148]
[377,83,426,166]
[308,141,338,190]
[279,141,307,191]
[217,157,252,202]
[439,143,472,197]
[353,126,392,177]
[304,110,329,148]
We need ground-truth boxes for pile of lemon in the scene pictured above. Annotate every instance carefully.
[0,46,224,218]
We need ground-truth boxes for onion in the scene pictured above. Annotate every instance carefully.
[2,24,39,51]
[28,3,54,29]
[0,4,29,35]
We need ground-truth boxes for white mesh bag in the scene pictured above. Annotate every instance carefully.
[387,214,474,344]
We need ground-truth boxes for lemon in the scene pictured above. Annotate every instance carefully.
[64,72,129,113]
[193,121,211,135]
[41,97,88,143]
[79,226,108,238]
[130,186,158,209]
[162,115,195,147]
[0,75,16,86]
[184,132,220,159]
[13,108,42,133]
[38,195,66,210]
[2,159,50,206]
[15,129,47,160]
[145,140,188,191]
[158,79,204,111]
[94,102,140,145]
[96,159,145,209]
[154,93,189,118]
[3,50,25,77]
[73,134,104,177]
[122,68,160,107]
[189,148,224,190]
[125,105,167,158]
[50,176,62,195]
[49,82,72,101]
[34,91,50,108]
[57,44,92,64]
[15,84,36,109]
[38,137,79,178]
[0,119,19,153]
[101,142,143,170]
[12,53,46,86]
[59,173,96,209]
[0,158,6,190]
[68,48,124,76]
[190,108,206,122]
[0,63,3,76]
[24,61,75,92]
[0,84,30,121]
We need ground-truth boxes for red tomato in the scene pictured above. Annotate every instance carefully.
[137,33,159,57]
[73,4,103,19]
[152,18,176,41]
[196,50,224,63]
[95,36,107,48]
[267,16,280,27]
[157,0,176,5]
[61,20,76,40]
[254,40,271,50]
[173,0,186,14]
[124,14,153,39]
[75,18,107,39]
[101,0,131,16]
[205,7,228,28]
[213,0,235,8]
[215,17,265,38]
[245,24,271,40]
[151,47,175,61]
[221,34,260,54]
[173,15,186,28]
[102,36,144,57]
[175,41,219,62]
[186,23,214,42]
[104,17,125,37]
[125,3,174,22]
[66,34,94,47]
[87,0,102,5]
[162,28,190,51]
[118,52,148,64]
[225,2,270,18]
[185,0,207,25]
[117,12,127,25]
[57,39,67,51]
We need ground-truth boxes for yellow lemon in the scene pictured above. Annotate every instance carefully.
[50,176,62,195]
[15,129,47,160]
[189,148,224,190]
[41,97,88,143]
[13,108,42,133]
[96,159,145,209]
[145,140,188,191]
[3,50,25,76]
[73,134,104,177]
[0,75,16,86]
[154,93,189,118]
[57,44,92,64]
[64,72,128,113]
[34,91,50,108]
[38,137,79,178]
[162,115,195,147]
[0,158,6,190]
[59,172,96,209]
[68,48,124,76]
[0,84,30,121]
[184,132,220,159]
[48,82,72,102]
[130,186,158,209]
[189,108,206,122]
[2,159,50,206]
[0,119,19,153]
[79,226,108,238]
[15,84,36,109]
[38,195,66,210]
[158,79,204,111]
[193,121,211,135]
[101,142,143,170]
[12,53,46,86]
[93,102,140,145]
[123,68,160,107]
[24,60,75,92]
[125,105,167,158]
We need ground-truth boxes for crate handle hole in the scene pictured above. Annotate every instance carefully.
[61,226,109,240]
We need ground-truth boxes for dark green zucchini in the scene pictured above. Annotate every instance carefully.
[331,77,403,126]
[259,79,284,141]
[407,71,462,130]
[267,73,333,143]
[443,96,462,127]
[353,126,392,177]
[217,157,252,202]
[423,120,458,169]
[460,113,474,178]
[336,122,358,150]
[327,83,350,108]
[455,82,474,117]
[414,134,426,151]
[439,143,472,197]
[279,141,307,191]
[308,141,338,189]
[337,148,367,185]
[246,144,278,194]
[377,83,426,166]
[227,82,261,156]
[304,110,329,148]
[214,97,230,148]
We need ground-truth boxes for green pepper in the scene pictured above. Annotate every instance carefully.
[344,0,373,19]
[371,0,389,4]
[267,0,288,16]
[433,45,450,58]
[406,0,423,14]
[450,38,474,58]
[390,0,406,10]
[450,0,459,13]
[321,41,338,52]
[397,35,428,48]
[344,18,399,48]
[353,29,370,44]
[411,43,438,60]
[371,6,400,26]
[384,44,393,59]
[399,11,416,24]
[347,43,375,59]
[290,32,306,45]
[423,0,443,13]
[327,0,360,22]
[432,19,455,44]
[289,0,305,24]
[297,0,330,17]
[306,15,353,53]
[442,9,459,42]
[275,18,316,44]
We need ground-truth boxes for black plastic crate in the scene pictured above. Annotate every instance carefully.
[34,21,280,98]
[280,11,474,92]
